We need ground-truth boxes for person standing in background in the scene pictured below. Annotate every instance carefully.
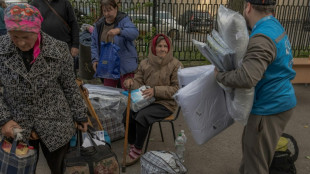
[30,0,80,58]
[215,0,296,173]
[91,0,139,89]
[0,0,6,36]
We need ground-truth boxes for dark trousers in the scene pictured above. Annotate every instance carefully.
[239,108,294,174]
[29,139,70,174]
[124,104,172,149]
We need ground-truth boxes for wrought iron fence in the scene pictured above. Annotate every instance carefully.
[71,0,310,61]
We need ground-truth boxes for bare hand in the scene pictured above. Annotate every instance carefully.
[78,122,88,132]
[142,88,154,99]
[123,79,134,89]
[93,62,98,71]
[71,47,79,57]
[107,28,121,37]
[1,120,21,138]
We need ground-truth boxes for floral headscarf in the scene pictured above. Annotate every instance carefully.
[4,3,43,64]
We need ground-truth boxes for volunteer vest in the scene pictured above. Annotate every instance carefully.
[250,15,296,115]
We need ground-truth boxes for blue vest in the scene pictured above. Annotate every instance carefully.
[250,16,296,115]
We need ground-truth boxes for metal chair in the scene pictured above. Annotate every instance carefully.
[144,106,181,153]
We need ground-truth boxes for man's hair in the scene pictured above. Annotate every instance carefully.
[251,4,275,14]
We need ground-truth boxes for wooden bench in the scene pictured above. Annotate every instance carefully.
[292,57,310,84]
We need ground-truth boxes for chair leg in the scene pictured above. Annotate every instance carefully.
[144,124,153,154]
[158,122,164,142]
[170,121,176,140]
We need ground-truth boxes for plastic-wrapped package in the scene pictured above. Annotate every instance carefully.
[217,5,249,68]
[174,65,234,145]
[83,84,126,141]
[177,65,214,88]
[216,5,253,125]
[207,35,235,71]
[122,86,155,112]
[192,39,226,71]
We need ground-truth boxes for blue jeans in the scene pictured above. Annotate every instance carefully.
[0,29,7,36]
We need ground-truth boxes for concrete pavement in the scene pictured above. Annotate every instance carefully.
[36,84,310,174]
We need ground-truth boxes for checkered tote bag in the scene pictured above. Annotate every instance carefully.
[141,151,187,174]
[0,139,37,174]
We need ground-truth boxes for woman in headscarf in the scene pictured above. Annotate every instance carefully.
[123,34,183,166]
[0,4,88,173]
[91,0,139,89]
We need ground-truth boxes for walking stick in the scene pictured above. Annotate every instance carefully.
[122,88,131,172]
[75,78,104,130]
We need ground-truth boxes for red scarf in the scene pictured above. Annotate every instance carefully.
[151,34,170,56]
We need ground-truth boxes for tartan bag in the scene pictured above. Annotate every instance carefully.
[0,139,37,174]
[63,129,120,174]
[94,41,120,80]
[141,151,187,174]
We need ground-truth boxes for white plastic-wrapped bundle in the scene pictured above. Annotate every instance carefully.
[83,84,126,141]
[177,65,214,88]
[192,39,226,71]
[174,65,234,145]
[122,85,155,112]
[216,5,254,125]
[217,5,249,68]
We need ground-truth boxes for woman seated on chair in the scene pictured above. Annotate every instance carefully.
[123,33,183,166]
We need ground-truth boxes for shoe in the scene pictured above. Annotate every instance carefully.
[125,153,140,166]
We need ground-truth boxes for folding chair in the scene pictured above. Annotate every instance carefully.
[144,106,181,153]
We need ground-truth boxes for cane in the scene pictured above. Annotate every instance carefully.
[122,87,131,172]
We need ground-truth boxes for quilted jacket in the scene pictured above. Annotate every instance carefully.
[0,32,88,152]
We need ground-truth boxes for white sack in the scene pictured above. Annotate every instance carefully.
[177,65,214,87]
[174,65,234,145]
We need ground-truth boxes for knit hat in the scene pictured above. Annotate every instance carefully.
[246,0,276,5]
[4,3,43,33]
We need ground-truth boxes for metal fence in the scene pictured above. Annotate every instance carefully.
[72,0,310,61]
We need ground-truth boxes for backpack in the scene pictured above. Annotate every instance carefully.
[269,133,298,174]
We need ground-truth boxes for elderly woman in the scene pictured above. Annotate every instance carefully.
[123,34,183,166]
[91,0,139,89]
[0,4,88,173]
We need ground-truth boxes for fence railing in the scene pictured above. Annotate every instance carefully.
[71,0,310,61]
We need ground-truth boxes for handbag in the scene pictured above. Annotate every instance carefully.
[0,138,37,174]
[94,41,121,80]
[63,129,120,174]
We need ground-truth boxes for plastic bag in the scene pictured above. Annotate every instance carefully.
[122,86,155,112]
[83,84,126,141]
[217,5,249,68]
[94,41,120,79]
[174,65,234,145]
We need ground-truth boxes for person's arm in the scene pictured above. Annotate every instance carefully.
[118,16,139,41]
[216,34,276,88]
[154,61,183,99]
[91,26,99,64]
[66,0,79,49]
[58,42,88,123]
